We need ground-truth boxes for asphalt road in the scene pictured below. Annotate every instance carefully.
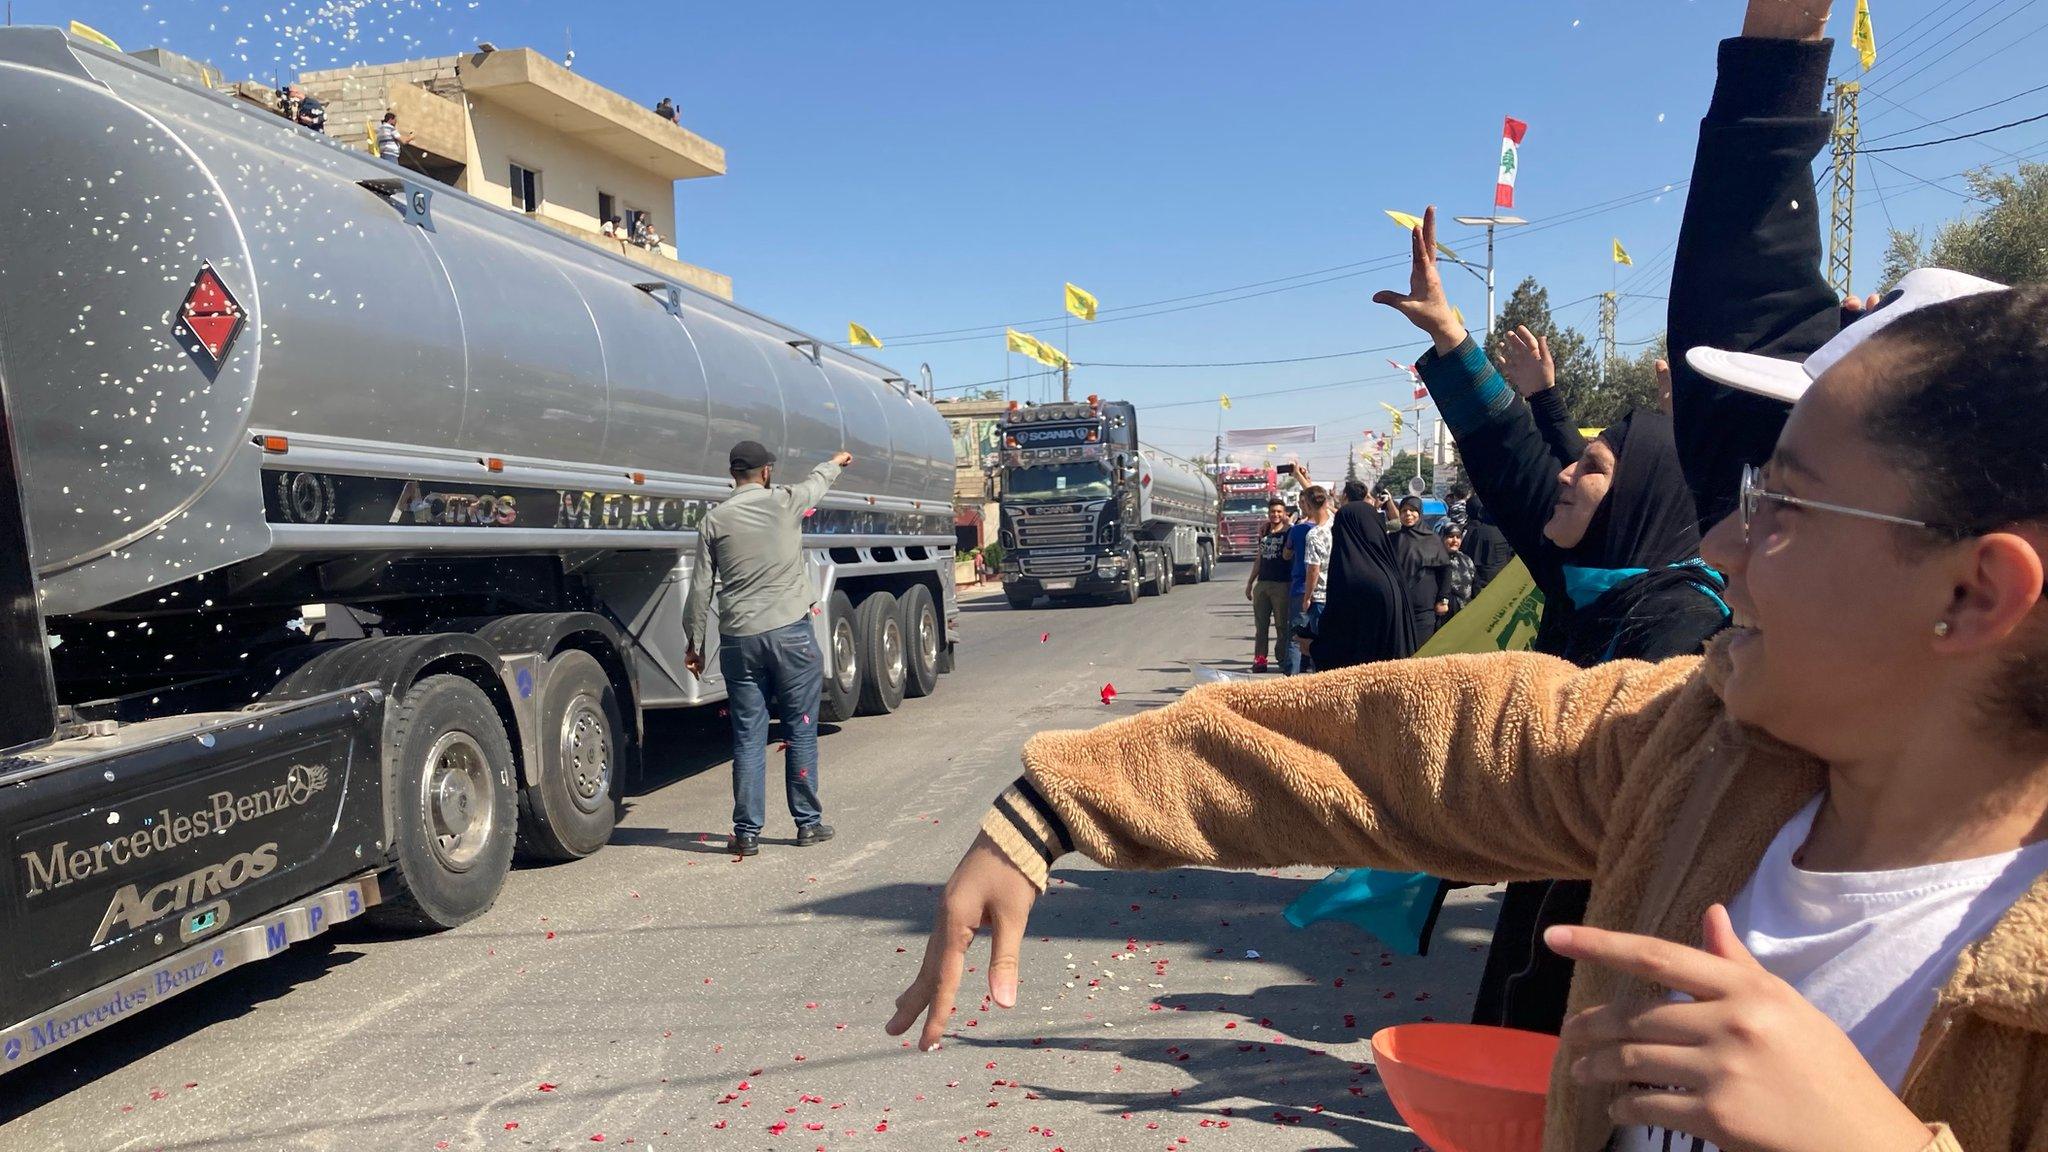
[4,570,1504,1152]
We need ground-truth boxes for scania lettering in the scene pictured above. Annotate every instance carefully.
[0,27,958,1076]
[996,397,1220,608]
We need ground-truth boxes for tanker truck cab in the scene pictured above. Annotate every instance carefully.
[995,398,1216,609]
[0,24,958,1076]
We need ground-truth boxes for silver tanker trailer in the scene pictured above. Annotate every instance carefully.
[0,26,957,1073]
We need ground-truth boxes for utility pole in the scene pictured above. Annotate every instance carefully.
[1829,79,1861,300]
[1059,360,1070,403]
[1453,214,1528,343]
[1598,292,1618,383]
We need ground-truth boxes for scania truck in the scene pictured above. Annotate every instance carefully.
[995,397,1218,608]
[1215,466,1281,560]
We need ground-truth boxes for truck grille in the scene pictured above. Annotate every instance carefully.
[1016,512,1094,550]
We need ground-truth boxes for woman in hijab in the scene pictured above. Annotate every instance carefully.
[1378,209,1735,1038]
[1312,486,1415,670]
[1390,496,1453,645]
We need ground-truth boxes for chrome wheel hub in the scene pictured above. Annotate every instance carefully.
[560,695,611,813]
[423,730,494,872]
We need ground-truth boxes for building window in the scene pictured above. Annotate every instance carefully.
[509,162,541,213]
[597,191,617,228]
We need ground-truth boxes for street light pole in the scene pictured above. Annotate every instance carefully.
[1452,215,1526,343]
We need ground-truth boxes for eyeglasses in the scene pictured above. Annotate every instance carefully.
[1739,463,1953,543]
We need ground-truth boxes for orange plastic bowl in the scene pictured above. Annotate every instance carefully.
[1370,1023,1558,1152]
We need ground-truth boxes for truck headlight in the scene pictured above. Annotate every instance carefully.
[1096,555,1121,574]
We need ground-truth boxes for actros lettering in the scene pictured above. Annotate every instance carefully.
[93,842,279,946]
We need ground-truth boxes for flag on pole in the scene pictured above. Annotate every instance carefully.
[1219,394,1231,410]
[1612,239,1633,266]
[1495,117,1529,209]
[1413,382,1428,401]
[1005,327,1034,358]
[1064,282,1098,322]
[1853,0,1878,70]
[1005,329,1068,370]
[1379,401,1406,439]
[69,20,122,50]
[848,322,883,348]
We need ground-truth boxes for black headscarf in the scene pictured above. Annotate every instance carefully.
[1313,501,1415,669]
[1559,411,1701,572]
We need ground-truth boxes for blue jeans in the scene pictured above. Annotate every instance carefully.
[1285,602,1323,676]
[721,620,824,837]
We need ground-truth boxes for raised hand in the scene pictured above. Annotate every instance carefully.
[1654,358,1674,414]
[886,831,1040,1051]
[1372,206,1467,354]
[1550,905,1931,1152]
[1497,325,1556,398]
[1742,0,1832,41]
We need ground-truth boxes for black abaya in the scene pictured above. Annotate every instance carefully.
[1311,503,1415,670]
[1390,522,1452,646]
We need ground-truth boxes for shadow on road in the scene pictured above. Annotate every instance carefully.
[788,864,1498,1150]
[0,940,363,1124]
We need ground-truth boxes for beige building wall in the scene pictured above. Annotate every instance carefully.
[465,98,680,262]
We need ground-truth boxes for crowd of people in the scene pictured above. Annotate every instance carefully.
[1243,479,1502,674]
[891,2,2048,1151]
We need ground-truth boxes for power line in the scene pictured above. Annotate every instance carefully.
[1861,81,2048,144]
[1074,340,1422,369]
[878,179,1691,347]
[1871,0,2041,99]
[1855,110,2048,154]
[1867,154,1988,201]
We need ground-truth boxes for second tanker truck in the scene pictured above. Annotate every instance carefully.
[995,397,1218,608]
[0,27,961,1074]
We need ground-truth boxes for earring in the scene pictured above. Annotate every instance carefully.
[1934,621,1951,637]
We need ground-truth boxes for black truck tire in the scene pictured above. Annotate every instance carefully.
[820,590,860,723]
[1004,585,1035,609]
[1159,549,1175,595]
[371,674,518,930]
[515,651,622,861]
[1119,565,1141,605]
[900,584,942,699]
[856,591,906,715]
[1199,543,1214,582]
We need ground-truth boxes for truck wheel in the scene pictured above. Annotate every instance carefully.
[821,590,860,723]
[515,651,621,861]
[371,675,517,930]
[1199,543,1214,583]
[1159,550,1175,595]
[1119,571,1141,605]
[856,591,906,715]
[1004,585,1035,609]
[900,584,942,699]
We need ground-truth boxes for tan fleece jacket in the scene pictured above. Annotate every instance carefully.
[982,642,2048,1152]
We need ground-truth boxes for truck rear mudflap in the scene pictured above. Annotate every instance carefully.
[0,686,386,1073]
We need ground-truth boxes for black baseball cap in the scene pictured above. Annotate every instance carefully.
[729,440,776,470]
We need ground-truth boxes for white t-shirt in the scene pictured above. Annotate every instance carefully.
[1303,522,1332,604]
[1617,795,2048,1152]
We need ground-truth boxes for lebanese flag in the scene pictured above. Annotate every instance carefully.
[1413,383,1428,400]
[1495,117,1529,209]
[1388,358,1426,399]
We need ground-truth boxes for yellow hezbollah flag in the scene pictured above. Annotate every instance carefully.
[1219,394,1231,410]
[1853,0,1878,70]
[1612,238,1634,266]
[1414,558,1544,656]
[1006,328,1067,370]
[1384,209,1461,261]
[1006,328,1035,358]
[69,20,122,51]
[1064,282,1098,322]
[848,322,883,349]
[1378,400,1406,439]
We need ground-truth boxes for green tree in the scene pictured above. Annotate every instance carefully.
[1376,451,1434,495]
[1344,446,1360,486]
[1484,275,1603,424]
[1882,163,2048,291]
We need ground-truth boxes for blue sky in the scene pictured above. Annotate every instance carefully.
[44,0,2048,471]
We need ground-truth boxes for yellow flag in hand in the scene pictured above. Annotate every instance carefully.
[848,322,883,349]
[1219,394,1232,411]
[69,20,122,50]
[1612,239,1634,267]
[1853,0,1878,70]
[1384,210,1461,261]
[1064,282,1098,322]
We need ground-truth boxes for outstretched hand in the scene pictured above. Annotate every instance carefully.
[886,831,1040,1051]
[1551,905,1931,1152]
[1372,206,1467,354]
[1497,325,1556,398]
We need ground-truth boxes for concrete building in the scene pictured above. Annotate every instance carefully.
[293,47,730,299]
[934,398,1011,574]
